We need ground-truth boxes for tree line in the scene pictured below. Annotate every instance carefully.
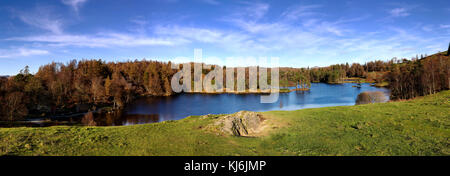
[388,52,449,99]
[0,60,175,121]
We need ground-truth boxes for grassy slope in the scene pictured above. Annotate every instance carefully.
[0,91,448,156]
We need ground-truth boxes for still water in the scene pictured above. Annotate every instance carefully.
[96,83,390,126]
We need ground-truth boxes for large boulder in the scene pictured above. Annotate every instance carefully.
[212,111,263,136]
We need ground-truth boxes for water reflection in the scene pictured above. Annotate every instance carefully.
[93,110,160,126]
[93,83,389,126]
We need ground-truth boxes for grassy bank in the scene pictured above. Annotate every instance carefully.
[0,91,449,156]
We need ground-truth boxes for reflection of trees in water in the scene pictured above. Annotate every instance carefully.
[81,112,96,126]
[93,110,159,126]
[93,110,123,126]
[295,90,310,94]
[123,114,159,125]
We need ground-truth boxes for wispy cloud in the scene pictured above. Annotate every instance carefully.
[0,48,49,58]
[13,6,64,34]
[236,2,270,21]
[7,33,184,48]
[62,0,88,14]
[153,25,253,51]
[224,2,280,34]
[389,8,410,17]
[281,5,322,21]
[440,24,450,28]
[129,16,149,34]
[301,19,350,36]
[155,26,224,43]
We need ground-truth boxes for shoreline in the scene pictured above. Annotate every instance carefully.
[0,90,447,155]
[1,83,386,127]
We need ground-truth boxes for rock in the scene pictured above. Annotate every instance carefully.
[213,111,263,136]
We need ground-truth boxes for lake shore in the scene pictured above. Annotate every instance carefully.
[1,83,386,127]
[0,90,447,156]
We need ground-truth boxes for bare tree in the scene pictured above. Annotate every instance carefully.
[91,76,105,103]
[356,91,388,105]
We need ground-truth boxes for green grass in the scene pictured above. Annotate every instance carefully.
[0,91,449,156]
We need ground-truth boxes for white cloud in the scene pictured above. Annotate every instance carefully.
[129,16,149,34]
[224,2,285,34]
[15,7,64,34]
[389,8,410,17]
[8,33,186,48]
[302,20,348,36]
[155,26,225,43]
[232,20,287,33]
[440,24,450,28]
[281,5,322,21]
[62,0,88,13]
[235,2,269,21]
[0,48,49,58]
[226,3,349,37]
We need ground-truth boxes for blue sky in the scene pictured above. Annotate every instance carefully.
[0,0,449,75]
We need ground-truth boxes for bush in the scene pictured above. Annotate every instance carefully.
[356,91,387,105]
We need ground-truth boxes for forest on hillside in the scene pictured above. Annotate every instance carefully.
[0,50,449,121]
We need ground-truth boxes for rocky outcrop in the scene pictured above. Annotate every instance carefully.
[212,111,264,136]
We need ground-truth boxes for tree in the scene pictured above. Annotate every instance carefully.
[104,76,112,97]
[91,76,105,103]
[356,91,387,105]
[109,71,131,108]
[24,76,45,111]
[4,92,28,121]
[144,63,163,95]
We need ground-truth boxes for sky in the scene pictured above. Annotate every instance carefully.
[0,0,449,75]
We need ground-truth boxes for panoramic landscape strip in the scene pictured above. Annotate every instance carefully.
[0,0,449,160]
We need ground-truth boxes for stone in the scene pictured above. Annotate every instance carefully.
[213,111,263,136]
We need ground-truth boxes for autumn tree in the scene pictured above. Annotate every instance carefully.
[91,76,105,103]
[144,63,163,95]
[4,92,28,121]
[108,71,133,109]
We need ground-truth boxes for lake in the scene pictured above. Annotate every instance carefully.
[93,83,390,126]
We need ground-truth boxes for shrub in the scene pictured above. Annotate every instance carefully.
[356,91,387,105]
